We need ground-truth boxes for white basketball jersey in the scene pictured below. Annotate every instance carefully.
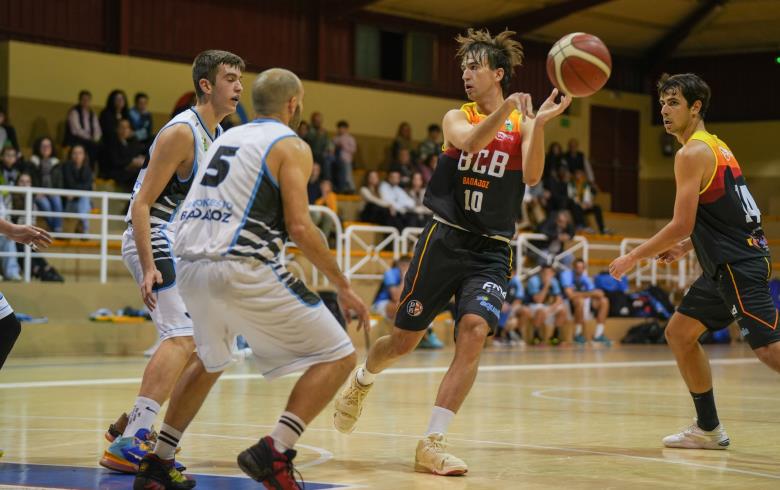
[125,108,222,231]
[174,118,297,263]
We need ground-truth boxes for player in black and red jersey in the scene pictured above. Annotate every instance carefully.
[333,28,571,474]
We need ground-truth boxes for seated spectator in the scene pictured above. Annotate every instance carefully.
[418,153,437,184]
[61,144,94,233]
[562,138,599,191]
[29,137,64,233]
[391,147,414,188]
[297,120,310,139]
[99,89,130,151]
[1,146,24,185]
[391,121,413,162]
[496,273,530,346]
[560,259,611,345]
[537,210,574,266]
[417,123,442,165]
[313,179,338,243]
[569,169,606,234]
[546,165,571,213]
[332,120,357,193]
[407,171,431,228]
[359,170,394,227]
[543,141,564,187]
[0,107,20,154]
[64,90,102,167]
[379,169,416,229]
[307,162,322,204]
[0,174,21,280]
[525,265,569,345]
[128,92,154,151]
[521,183,547,231]
[101,119,145,191]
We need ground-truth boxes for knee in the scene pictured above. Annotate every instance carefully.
[664,322,698,348]
[457,317,490,346]
[754,343,780,370]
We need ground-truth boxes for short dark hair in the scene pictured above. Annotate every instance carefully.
[574,258,585,265]
[657,73,711,120]
[134,92,148,104]
[1,144,15,154]
[78,90,91,100]
[337,120,348,128]
[192,50,246,100]
[427,124,441,133]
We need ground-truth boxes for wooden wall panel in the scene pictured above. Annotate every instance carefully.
[0,0,107,50]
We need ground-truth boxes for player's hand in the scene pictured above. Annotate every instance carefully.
[608,253,636,280]
[141,268,163,311]
[657,241,688,264]
[536,88,573,124]
[337,285,370,332]
[506,92,535,119]
[8,224,52,249]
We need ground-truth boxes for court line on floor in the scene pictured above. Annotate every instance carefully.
[0,358,760,390]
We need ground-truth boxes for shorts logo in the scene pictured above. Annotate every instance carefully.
[478,298,500,319]
[407,300,424,317]
[741,327,750,337]
[731,305,738,317]
[482,281,507,300]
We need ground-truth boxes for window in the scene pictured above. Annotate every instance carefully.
[355,25,434,86]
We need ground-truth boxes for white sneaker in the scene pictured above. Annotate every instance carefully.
[662,421,730,449]
[415,433,468,476]
[333,369,372,433]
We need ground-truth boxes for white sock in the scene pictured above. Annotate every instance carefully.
[595,323,605,338]
[271,411,306,452]
[356,364,376,386]
[123,396,160,438]
[574,324,583,336]
[154,423,182,460]
[425,406,455,436]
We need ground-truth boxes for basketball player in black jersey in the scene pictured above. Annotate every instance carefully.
[610,73,779,449]
[334,28,571,474]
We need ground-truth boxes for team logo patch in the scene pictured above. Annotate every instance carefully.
[731,305,738,317]
[504,119,513,132]
[482,281,507,300]
[407,300,424,317]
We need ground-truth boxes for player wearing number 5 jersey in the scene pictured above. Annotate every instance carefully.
[333,28,571,475]
[609,73,778,451]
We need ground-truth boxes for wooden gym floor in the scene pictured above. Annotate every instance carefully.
[1,343,779,489]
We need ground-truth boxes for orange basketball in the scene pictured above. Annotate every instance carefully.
[546,33,612,97]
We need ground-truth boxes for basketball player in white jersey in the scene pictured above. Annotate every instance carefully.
[99,50,245,474]
[133,68,368,490]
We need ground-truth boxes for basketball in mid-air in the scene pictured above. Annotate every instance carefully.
[546,33,612,97]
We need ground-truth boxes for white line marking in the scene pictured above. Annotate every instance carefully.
[0,358,760,390]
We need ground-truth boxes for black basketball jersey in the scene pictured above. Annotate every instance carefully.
[424,102,524,239]
[688,130,769,278]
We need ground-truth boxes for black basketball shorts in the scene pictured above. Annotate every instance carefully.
[394,220,512,335]
[678,256,780,349]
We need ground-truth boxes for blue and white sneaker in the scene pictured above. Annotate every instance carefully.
[592,335,612,347]
[100,428,186,474]
[573,334,587,344]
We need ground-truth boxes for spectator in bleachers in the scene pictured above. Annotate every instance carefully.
[0,107,20,155]
[102,118,144,191]
[391,121,413,161]
[0,172,21,281]
[521,183,547,231]
[569,168,607,234]
[525,265,569,345]
[560,258,611,346]
[128,92,154,151]
[313,179,338,243]
[359,170,394,227]
[99,89,130,151]
[304,111,332,167]
[496,273,530,346]
[391,147,414,188]
[297,120,310,139]
[1,146,24,185]
[379,169,416,229]
[332,120,357,193]
[407,171,431,227]
[307,161,322,204]
[546,165,571,213]
[543,141,564,187]
[29,137,63,233]
[61,144,94,233]
[417,123,442,164]
[563,138,599,191]
[538,210,574,266]
[418,153,437,184]
[64,90,101,167]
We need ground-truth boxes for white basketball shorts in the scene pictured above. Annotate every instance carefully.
[177,258,355,379]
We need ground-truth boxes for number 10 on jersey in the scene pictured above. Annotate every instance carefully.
[464,189,483,212]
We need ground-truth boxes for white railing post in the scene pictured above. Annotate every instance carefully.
[23,189,33,283]
[100,194,110,284]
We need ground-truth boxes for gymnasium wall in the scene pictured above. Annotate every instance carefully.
[3,40,780,218]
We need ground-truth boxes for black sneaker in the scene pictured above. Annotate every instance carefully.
[237,436,302,489]
[133,453,195,490]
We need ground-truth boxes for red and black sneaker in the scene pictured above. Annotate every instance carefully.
[133,453,195,490]
[237,436,303,490]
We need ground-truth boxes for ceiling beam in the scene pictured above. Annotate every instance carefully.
[644,0,727,69]
[320,0,381,17]
[487,0,613,34]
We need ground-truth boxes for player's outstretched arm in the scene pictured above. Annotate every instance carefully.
[521,89,572,186]
[276,138,370,331]
[0,219,52,249]
[443,92,532,154]
[609,142,709,278]
[130,124,193,310]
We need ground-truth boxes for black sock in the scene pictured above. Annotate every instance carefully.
[691,389,719,431]
[0,313,21,370]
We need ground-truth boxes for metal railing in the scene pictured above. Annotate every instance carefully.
[619,238,698,289]
[514,233,589,280]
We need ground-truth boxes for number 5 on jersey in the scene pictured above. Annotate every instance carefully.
[201,146,239,187]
